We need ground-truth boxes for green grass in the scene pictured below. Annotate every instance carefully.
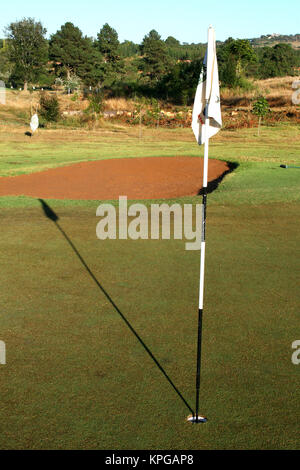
[209,160,300,204]
[0,123,299,449]
[0,203,299,449]
[0,123,299,178]
[1,124,300,210]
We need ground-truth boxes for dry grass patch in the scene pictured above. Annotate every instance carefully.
[104,97,135,112]
[221,76,300,110]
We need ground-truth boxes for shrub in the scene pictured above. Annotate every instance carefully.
[236,77,256,91]
[64,74,81,94]
[252,96,270,135]
[87,89,104,114]
[252,96,270,117]
[39,92,60,122]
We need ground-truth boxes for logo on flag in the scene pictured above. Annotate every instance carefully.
[192,27,222,145]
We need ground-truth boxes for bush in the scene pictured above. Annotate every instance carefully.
[64,74,81,93]
[252,96,270,117]
[39,92,60,122]
[252,96,270,135]
[86,89,104,114]
[235,77,256,91]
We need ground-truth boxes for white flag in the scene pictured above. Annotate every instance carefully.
[192,26,222,145]
[30,113,39,134]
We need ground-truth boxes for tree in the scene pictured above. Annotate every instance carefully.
[165,36,184,61]
[230,39,257,77]
[140,30,170,83]
[258,44,297,78]
[39,92,60,122]
[218,38,256,87]
[252,96,270,135]
[158,58,203,104]
[97,23,119,62]
[119,40,139,58]
[5,18,48,90]
[0,40,12,82]
[96,23,124,84]
[49,22,104,86]
[165,36,180,47]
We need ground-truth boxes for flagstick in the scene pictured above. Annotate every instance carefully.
[195,100,209,423]
[188,25,221,424]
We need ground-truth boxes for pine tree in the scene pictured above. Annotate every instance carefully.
[49,22,104,86]
[5,18,48,90]
[96,23,124,84]
[140,30,170,83]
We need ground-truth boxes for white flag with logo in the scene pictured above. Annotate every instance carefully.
[192,26,222,145]
[30,113,39,134]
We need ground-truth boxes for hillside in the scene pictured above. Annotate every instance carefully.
[249,33,300,49]
[1,75,299,133]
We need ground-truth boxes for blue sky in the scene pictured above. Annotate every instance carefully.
[1,0,299,43]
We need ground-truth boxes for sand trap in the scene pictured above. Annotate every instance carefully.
[0,156,229,200]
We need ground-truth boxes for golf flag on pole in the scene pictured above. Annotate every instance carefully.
[188,26,222,424]
[30,113,39,134]
[192,26,222,145]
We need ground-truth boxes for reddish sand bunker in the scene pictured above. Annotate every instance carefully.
[0,157,229,200]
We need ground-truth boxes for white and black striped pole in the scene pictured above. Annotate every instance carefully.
[188,26,221,423]
[187,99,209,424]
[187,99,209,425]
[195,100,209,423]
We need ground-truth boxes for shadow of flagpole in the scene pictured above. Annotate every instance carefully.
[38,198,195,417]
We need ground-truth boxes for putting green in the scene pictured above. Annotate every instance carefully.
[0,123,299,449]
